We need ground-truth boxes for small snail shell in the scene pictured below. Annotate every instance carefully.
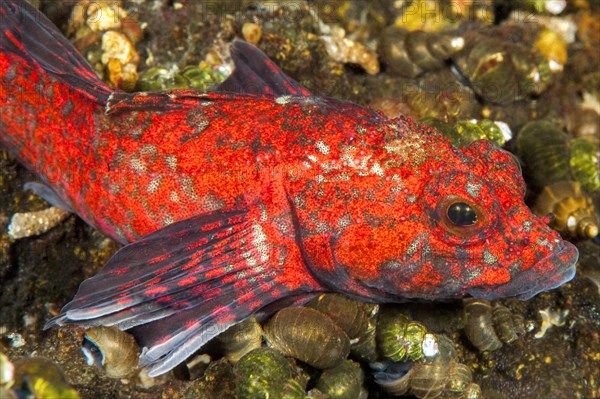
[422,118,507,148]
[567,108,600,149]
[136,67,174,91]
[371,361,413,396]
[491,304,520,345]
[83,326,139,379]
[374,359,476,399]
[444,361,473,395]
[517,120,600,193]
[263,307,350,369]
[234,347,305,398]
[463,299,528,352]
[373,333,467,398]
[307,294,372,340]
[533,181,599,239]
[136,65,226,92]
[463,382,483,399]
[517,120,571,190]
[350,313,378,363]
[218,317,263,364]
[241,22,262,45]
[380,27,464,78]
[376,309,439,362]
[453,36,519,105]
[406,70,480,120]
[316,360,367,399]
[570,137,600,193]
[463,299,503,352]
[409,361,446,399]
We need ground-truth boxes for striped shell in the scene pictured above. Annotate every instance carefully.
[533,181,599,239]
[83,326,139,379]
[263,307,350,369]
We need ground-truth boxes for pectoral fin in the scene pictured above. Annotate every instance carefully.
[46,208,311,376]
[24,182,73,212]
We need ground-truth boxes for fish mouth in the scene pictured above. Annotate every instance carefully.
[467,240,578,300]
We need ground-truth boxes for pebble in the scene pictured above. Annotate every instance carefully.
[8,207,70,240]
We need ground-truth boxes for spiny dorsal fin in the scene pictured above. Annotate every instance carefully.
[216,40,312,97]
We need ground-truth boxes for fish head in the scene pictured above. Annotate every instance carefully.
[376,138,577,300]
[314,135,578,301]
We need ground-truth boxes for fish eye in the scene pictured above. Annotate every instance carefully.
[447,202,478,226]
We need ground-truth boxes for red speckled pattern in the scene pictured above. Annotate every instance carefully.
[0,0,578,376]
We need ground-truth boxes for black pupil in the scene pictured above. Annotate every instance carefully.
[447,202,478,226]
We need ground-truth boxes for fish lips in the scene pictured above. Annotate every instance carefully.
[467,240,578,300]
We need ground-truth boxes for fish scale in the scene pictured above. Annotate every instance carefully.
[0,0,578,377]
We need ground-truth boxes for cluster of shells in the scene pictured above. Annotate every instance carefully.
[0,294,552,398]
[68,0,143,90]
[71,294,489,398]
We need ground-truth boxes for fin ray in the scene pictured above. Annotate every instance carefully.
[54,211,249,313]
[24,182,73,212]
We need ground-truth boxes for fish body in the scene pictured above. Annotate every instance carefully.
[0,0,578,376]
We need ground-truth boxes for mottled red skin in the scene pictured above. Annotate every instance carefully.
[0,0,578,376]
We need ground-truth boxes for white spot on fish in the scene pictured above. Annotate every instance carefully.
[316,141,330,155]
[140,144,157,155]
[242,251,257,267]
[236,271,247,280]
[179,177,199,200]
[370,162,384,177]
[130,157,146,173]
[536,237,554,251]
[147,176,162,194]
[466,181,482,198]
[482,249,498,265]
[163,214,174,226]
[337,214,353,228]
[275,95,292,105]
[406,233,426,257]
[251,224,270,263]
[164,155,177,171]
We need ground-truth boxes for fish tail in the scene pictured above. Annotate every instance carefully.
[0,0,112,104]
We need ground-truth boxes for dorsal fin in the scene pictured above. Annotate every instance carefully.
[216,40,312,97]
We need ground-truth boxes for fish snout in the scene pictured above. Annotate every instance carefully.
[467,239,578,300]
